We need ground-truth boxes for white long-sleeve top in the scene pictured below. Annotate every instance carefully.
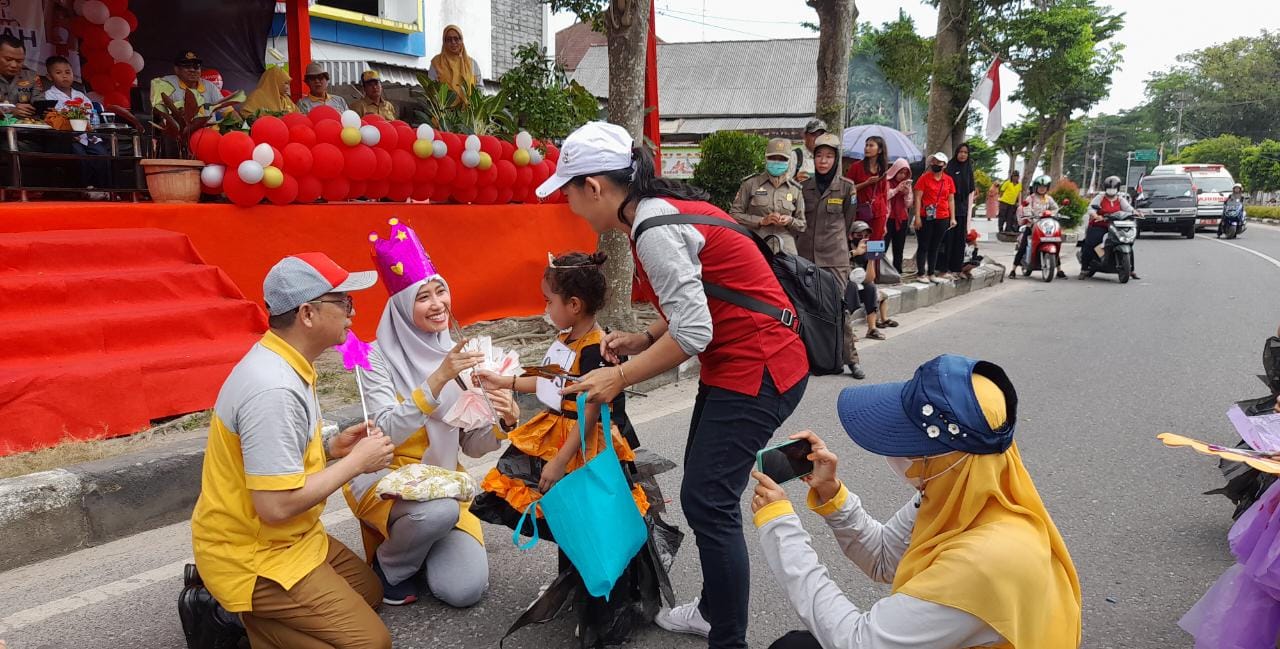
[755,483,1006,649]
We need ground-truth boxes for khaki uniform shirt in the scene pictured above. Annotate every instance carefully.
[297,93,349,114]
[0,68,44,105]
[350,96,397,120]
[796,175,858,269]
[730,173,806,255]
[151,75,224,121]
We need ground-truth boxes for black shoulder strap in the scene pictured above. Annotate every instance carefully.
[632,213,797,330]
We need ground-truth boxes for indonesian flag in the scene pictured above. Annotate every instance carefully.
[972,57,1003,141]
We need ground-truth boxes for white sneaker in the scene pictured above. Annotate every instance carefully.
[655,597,711,638]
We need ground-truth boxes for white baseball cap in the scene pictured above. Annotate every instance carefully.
[535,121,635,198]
[930,151,950,164]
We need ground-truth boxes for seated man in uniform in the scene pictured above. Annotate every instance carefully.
[151,51,224,120]
[0,35,44,119]
[349,71,397,120]
[297,62,349,114]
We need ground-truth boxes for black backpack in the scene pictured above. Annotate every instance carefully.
[633,214,846,375]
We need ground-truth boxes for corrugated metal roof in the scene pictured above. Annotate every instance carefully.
[570,39,819,118]
[312,60,425,86]
[659,116,813,134]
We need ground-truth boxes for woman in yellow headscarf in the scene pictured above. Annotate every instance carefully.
[428,24,482,99]
[747,355,1082,649]
[239,66,298,117]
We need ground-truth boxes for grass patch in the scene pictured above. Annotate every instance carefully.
[0,410,212,480]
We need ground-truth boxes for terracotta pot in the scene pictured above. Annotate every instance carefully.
[140,159,204,203]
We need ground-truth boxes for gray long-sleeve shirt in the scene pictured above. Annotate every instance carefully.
[630,197,715,357]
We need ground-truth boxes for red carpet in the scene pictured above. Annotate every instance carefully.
[0,229,267,456]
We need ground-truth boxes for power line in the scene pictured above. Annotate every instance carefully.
[660,5,810,27]
[655,10,772,39]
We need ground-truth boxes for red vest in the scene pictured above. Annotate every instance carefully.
[1092,196,1123,229]
[632,198,809,396]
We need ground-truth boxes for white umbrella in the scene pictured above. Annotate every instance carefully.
[841,125,924,163]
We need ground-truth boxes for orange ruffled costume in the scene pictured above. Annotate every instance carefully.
[481,328,649,517]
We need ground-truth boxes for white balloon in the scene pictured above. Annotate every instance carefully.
[107,39,133,63]
[73,0,88,16]
[431,140,447,158]
[465,134,481,152]
[201,164,225,188]
[515,131,533,150]
[252,143,275,166]
[104,16,130,40]
[238,160,265,184]
[128,51,144,73]
[82,0,109,24]
[359,124,381,147]
[461,150,481,168]
[416,124,434,141]
[529,149,544,165]
[340,110,361,129]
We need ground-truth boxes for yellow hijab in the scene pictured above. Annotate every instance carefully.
[431,25,476,96]
[240,66,298,116]
[892,375,1082,648]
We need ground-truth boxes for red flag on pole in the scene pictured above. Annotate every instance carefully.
[971,57,1003,141]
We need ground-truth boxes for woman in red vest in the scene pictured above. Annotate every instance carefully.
[547,122,809,649]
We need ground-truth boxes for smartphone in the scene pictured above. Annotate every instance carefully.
[756,439,814,485]
[867,240,886,254]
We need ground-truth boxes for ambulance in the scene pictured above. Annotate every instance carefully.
[1148,163,1237,230]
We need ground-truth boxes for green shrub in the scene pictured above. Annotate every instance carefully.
[974,169,993,200]
[1250,205,1280,219]
[1049,178,1086,228]
[691,130,768,211]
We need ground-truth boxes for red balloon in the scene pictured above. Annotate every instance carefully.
[101,91,129,109]
[413,157,438,184]
[453,166,478,189]
[120,10,138,32]
[430,184,452,203]
[496,187,514,204]
[81,29,110,50]
[311,143,344,179]
[479,135,502,160]
[88,74,113,95]
[499,140,516,161]
[365,179,390,200]
[266,175,299,206]
[395,126,416,152]
[374,122,398,151]
[251,116,290,150]
[321,177,350,202]
[218,131,255,165]
[361,114,385,123]
[495,159,517,187]
[314,119,343,146]
[282,143,314,176]
[438,132,462,157]
[222,173,266,208]
[411,183,434,202]
[103,0,128,15]
[70,17,92,36]
[372,147,393,179]
[386,182,413,202]
[476,185,499,205]
[478,163,498,187]
[189,128,222,165]
[544,143,560,162]
[347,180,367,200]
[288,124,317,147]
[343,145,376,181]
[547,189,565,203]
[514,164,533,188]
[453,186,478,204]
[296,176,323,203]
[389,149,415,183]
[530,161,552,187]
[308,105,341,125]
[435,156,458,185]
[281,113,310,128]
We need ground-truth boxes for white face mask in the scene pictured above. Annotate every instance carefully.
[885,455,967,491]
[1105,188,1119,197]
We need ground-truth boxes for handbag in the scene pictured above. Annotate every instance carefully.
[514,392,647,599]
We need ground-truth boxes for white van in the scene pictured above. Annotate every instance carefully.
[1148,164,1237,230]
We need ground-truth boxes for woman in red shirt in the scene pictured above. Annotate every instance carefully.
[912,152,958,282]
[846,136,890,240]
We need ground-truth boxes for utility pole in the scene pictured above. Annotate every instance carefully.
[1098,125,1110,182]
[1173,91,1189,157]
[1124,151,1133,192]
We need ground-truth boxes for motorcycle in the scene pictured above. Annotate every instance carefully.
[1076,209,1138,284]
[1210,336,1280,519]
[1218,200,1246,239]
[1013,199,1068,282]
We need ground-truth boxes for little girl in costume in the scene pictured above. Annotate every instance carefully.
[475,251,648,522]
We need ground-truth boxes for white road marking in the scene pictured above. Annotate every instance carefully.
[1199,235,1280,270]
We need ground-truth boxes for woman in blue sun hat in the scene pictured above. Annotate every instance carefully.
[750,354,1082,649]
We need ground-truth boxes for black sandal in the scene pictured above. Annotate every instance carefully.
[881,319,899,328]
[866,329,886,340]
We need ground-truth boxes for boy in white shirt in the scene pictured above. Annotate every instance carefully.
[44,56,110,196]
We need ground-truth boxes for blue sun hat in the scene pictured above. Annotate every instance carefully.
[836,354,1018,457]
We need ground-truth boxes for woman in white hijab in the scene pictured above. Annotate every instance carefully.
[346,221,519,608]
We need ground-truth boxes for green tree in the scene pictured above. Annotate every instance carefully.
[1240,140,1280,192]
[1171,134,1252,179]
[860,10,933,102]
[499,43,600,139]
[994,119,1038,177]
[1061,111,1161,188]
[691,131,768,211]
[965,137,1000,176]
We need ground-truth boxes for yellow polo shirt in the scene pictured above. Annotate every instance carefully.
[190,331,329,612]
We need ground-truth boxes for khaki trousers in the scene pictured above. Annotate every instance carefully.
[242,536,390,649]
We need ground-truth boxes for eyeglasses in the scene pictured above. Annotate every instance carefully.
[309,295,354,315]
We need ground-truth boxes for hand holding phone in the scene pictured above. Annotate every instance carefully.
[867,240,886,254]
[756,438,814,485]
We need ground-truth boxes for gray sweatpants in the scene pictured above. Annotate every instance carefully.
[376,498,489,608]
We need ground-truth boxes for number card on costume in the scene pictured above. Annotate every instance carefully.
[536,340,577,411]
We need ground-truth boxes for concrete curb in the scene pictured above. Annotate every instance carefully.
[0,265,1004,571]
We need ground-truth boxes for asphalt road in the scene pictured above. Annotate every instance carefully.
[5,223,1280,649]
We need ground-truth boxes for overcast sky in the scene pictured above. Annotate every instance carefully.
[551,1,1280,119]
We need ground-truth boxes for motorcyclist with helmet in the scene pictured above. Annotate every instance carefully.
[1081,176,1140,280]
[1219,183,1248,238]
[1011,175,1067,279]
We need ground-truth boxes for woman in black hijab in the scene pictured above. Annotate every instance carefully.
[944,142,977,277]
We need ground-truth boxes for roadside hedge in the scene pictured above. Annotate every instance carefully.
[1249,206,1280,219]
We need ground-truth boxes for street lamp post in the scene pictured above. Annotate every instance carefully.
[1124,151,1133,192]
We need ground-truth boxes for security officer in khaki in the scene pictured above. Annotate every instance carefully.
[796,132,864,378]
[0,35,44,120]
[730,137,806,254]
[350,71,398,120]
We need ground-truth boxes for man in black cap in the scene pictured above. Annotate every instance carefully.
[150,51,224,120]
[793,118,827,183]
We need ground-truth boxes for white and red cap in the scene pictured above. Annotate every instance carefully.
[535,121,634,198]
[262,252,378,315]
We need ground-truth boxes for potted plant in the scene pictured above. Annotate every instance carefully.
[111,88,243,203]
[61,97,90,132]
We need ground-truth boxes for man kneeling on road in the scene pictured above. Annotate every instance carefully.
[191,253,396,649]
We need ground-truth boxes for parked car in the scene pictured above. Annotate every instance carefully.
[1149,163,1237,231]
[1134,173,1198,238]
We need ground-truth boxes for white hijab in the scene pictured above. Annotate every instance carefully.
[373,276,465,469]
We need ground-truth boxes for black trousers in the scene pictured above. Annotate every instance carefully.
[769,630,823,649]
[885,218,909,273]
[997,202,1019,232]
[944,213,970,272]
[915,219,949,277]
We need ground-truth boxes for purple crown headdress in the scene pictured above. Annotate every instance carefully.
[369,218,441,296]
